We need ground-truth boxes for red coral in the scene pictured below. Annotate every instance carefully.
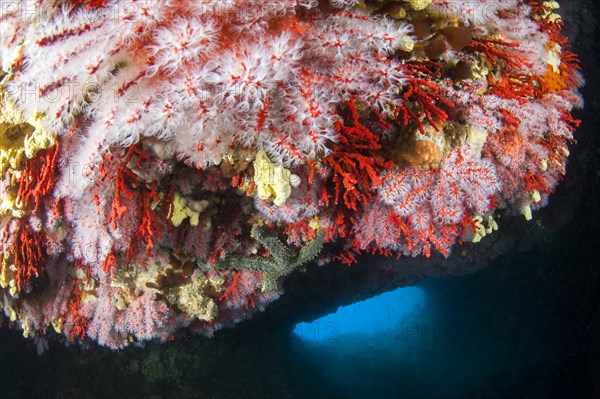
[323,100,393,242]
[395,61,455,133]
[282,219,317,246]
[101,251,117,274]
[219,271,244,303]
[489,73,540,103]
[466,38,533,70]
[114,292,173,341]
[408,224,458,258]
[16,139,60,212]
[324,100,393,210]
[65,283,88,341]
[524,172,550,194]
[14,221,46,292]
[219,270,259,310]
[125,182,163,260]
[107,163,136,230]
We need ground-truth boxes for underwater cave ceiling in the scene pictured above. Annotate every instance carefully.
[286,0,591,324]
[258,176,581,330]
[0,0,587,347]
[255,0,591,329]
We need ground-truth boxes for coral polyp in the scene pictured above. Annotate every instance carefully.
[0,0,583,348]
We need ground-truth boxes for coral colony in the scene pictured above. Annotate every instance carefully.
[0,0,583,349]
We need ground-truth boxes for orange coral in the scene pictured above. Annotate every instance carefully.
[392,124,446,170]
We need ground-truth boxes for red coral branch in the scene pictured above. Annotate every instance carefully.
[101,251,117,274]
[489,73,540,103]
[219,271,243,303]
[408,224,458,258]
[282,219,317,245]
[66,283,88,341]
[466,38,533,70]
[107,164,135,230]
[333,249,359,265]
[137,182,163,254]
[323,100,393,242]
[219,271,261,310]
[125,145,151,167]
[499,109,521,129]
[324,100,393,212]
[14,221,46,292]
[16,138,60,212]
[524,172,550,194]
[125,181,164,259]
[395,62,455,133]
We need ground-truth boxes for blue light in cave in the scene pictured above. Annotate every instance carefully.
[293,286,425,341]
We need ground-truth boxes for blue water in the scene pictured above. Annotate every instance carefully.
[293,286,426,339]
[289,242,598,399]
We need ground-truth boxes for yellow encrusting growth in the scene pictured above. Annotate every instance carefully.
[174,275,224,321]
[52,318,63,334]
[471,214,499,243]
[169,193,201,227]
[23,113,55,158]
[0,250,19,297]
[536,1,562,23]
[309,216,321,231]
[0,192,26,218]
[253,150,293,206]
[22,316,30,338]
[405,0,432,11]
[1,83,55,218]
[520,203,533,221]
